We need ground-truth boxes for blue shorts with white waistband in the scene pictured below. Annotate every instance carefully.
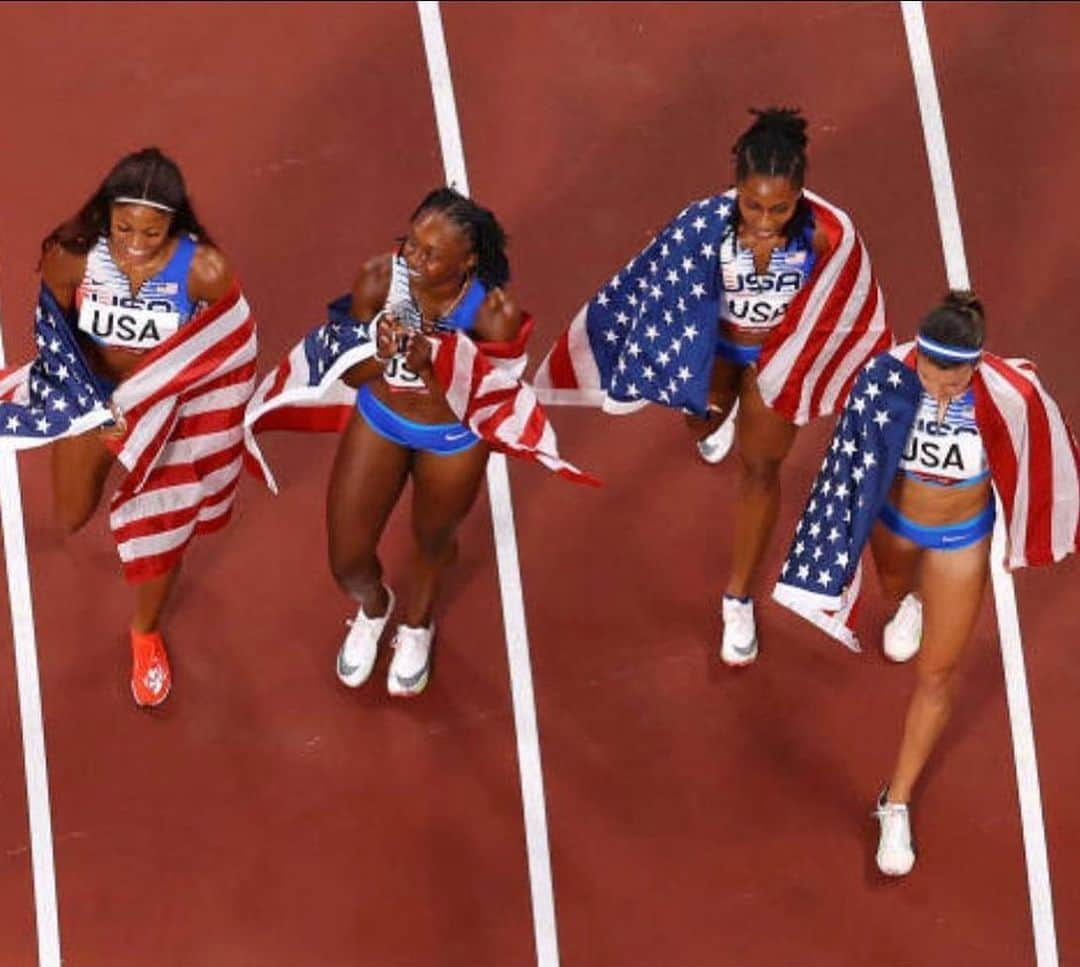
[715,333,763,367]
[356,384,480,455]
[879,499,996,551]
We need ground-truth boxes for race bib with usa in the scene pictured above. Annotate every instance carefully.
[77,298,180,350]
[382,353,427,392]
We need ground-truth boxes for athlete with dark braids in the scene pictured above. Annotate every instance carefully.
[326,188,523,695]
[691,107,837,665]
[538,107,889,664]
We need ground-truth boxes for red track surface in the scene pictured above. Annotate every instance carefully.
[0,3,1077,965]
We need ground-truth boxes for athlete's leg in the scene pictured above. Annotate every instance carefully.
[885,536,990,802]
[404,441,490,628]
[685,356,743,439]
[725,368,798,597]
[131,567,181,633]
[326,411,411,617]
[869,519,923,608]
[51,430,115,533]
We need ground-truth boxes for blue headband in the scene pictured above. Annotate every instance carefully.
[916,333,981,363]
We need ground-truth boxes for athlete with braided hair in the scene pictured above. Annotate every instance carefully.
[691,107,838,665]
[537,107,889,664]
[327,188,524,696]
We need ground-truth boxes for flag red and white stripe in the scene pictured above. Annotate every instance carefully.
[890,341,1079,570]
[756,191,892,425]
[970,354,1079,569]
[244,312,599,489]
[106,284,259,583]
[534,190,892,425]
[774,342,1079,650]
[0,364,31,402]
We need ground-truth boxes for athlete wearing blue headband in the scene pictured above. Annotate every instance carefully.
[871,290,991,876]
[776,287,1078,878]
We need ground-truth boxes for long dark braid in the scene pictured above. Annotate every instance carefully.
[410,187,510,288]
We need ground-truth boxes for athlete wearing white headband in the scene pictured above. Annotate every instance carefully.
[39,146,235,709]
[113,195,177,213]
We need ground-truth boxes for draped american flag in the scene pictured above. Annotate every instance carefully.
[244,295,598,489]
[534,189,891,424]
[0,286,112,441]
[1,283,259,583]
[773,343,1080,650]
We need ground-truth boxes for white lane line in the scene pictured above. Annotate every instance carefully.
[0,297,62,966]
[901,5,1058,965]
[416,5,561,966]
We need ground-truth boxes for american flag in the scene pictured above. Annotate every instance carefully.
[0,286,113,442]
[533,189,891,424]
[1,283,259,584]
[244,295,598,489]
[773,344,1080,650]
[105,284,259,582]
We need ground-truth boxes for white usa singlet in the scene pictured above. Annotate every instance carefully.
[898,388,990,486]
[719,226,816,331]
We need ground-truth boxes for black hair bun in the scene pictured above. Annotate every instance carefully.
[747,107,809,151]
[942,289,984,321]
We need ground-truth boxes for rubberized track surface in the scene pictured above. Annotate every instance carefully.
[0,4,1077,965]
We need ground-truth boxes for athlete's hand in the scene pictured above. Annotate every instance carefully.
[351,255,392,322]
[99,399,128,440]
[375,313,401,361]
[403,330,434,377]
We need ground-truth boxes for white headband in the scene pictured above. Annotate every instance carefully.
[113,196,176,213]
[916,333,981,362]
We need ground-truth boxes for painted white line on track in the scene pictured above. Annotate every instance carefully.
[0,297,62,966]
[901,4,1058,965]
[416,4,561,966]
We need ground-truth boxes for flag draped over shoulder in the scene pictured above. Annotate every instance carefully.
[1,283,259,584]
[772,343,1080,650]
[243,295,598,490]
[533,189,891,424]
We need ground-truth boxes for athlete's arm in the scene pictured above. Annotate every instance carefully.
[40,243,86,311]
[187,244,235,303]
[341,254,394,389]
[470,287,522,344]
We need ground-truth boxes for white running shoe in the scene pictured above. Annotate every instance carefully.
[721,595,758,666]
[874,788,916,876]
[387,623,435,697]
[883,593,922,663]
[697,400,739,465]
[336,587,396,687]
